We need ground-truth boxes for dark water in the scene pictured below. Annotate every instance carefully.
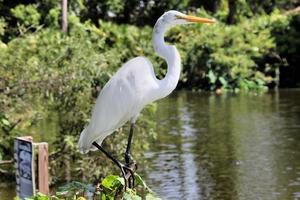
[144,90,300,200]
[1,90,300,199]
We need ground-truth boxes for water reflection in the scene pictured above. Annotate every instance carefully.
[144,90,300,200]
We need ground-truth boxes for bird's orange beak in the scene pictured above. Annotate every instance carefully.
[177,15,215,24]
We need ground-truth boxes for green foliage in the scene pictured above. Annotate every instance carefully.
[24,193,52,200]
[0,0,299,40]
[11,4,41,27]
[172,10,290,91]
[0,17,6,36]
[55,181,94,198]
[101,175,124,190]
[271,12,300,87]
[44,8,60,28]
[0,112,20,169]
[24,174,161,200]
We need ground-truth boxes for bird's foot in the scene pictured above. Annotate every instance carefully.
[124,153,138,188]
[120,162,137,190]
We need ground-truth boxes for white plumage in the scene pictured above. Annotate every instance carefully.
[78,10,215,153]
[79,57,159,153]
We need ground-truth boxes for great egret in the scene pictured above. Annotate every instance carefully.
[78,10,215,188]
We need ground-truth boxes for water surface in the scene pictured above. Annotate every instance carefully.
[144,90,300,200]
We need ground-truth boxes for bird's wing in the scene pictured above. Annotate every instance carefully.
[79,56,159,152]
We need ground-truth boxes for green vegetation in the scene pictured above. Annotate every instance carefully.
[15,174,160,199]
[0,0,299,196]
[177,10,298,91]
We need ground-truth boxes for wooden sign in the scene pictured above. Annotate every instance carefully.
[14,137,49,199]
[14,137,36,199]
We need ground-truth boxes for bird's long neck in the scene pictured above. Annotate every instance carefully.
[152,19,181,99]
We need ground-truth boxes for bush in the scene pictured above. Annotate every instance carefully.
[11,4,41,27]
[271,12,300,87]
[171,10,289,91]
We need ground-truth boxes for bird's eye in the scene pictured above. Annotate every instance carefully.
[175,15,183,20]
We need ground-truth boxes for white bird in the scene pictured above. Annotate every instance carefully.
[78,10,215,188]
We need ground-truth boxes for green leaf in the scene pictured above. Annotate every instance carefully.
[123,189,142,200]
[256,79,265,86]
[134,173,155,194]
[25,192,50,200]
[1,118,10,126]
[219,77,227,86]
[134,173,148,188]
[101,175,123,190]
[116,176,125,186]
[208,70,217,84]
[57,181,90,195]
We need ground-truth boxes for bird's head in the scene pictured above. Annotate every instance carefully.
[153,10,215,58]
[158,10,215,27]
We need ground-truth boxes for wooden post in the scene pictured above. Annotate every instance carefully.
[61,0,68,33]
[38,143,49,195]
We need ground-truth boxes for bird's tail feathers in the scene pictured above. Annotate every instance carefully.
[78,127,106,154]
[78,127,90,154]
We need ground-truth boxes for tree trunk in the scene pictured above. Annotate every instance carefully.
[227,0,237,24]
[61,0,67,33]
[212,0,220,13]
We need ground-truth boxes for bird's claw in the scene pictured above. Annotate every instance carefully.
[120,161,137,190]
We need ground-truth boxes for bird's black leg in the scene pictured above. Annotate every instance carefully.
[92,141,132,190]
[124,123,137,188]
[125,123,135,164]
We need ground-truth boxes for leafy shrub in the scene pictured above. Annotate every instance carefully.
[22,174,161,200]
[11,4,41,27]
[271,12,300,87]
[171,10,289,91]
